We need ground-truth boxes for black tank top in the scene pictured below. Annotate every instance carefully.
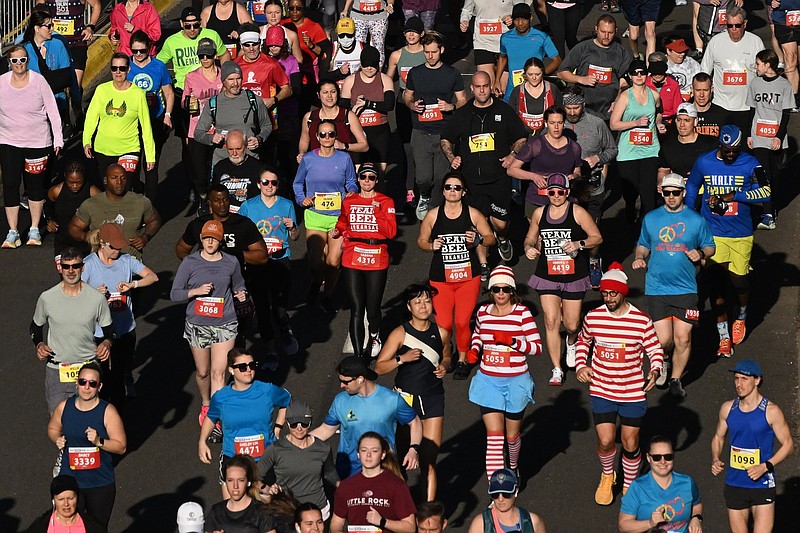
[533,203,588,282]
[53,182,92,255]
[395,321,444,395]
[208,2,241,45]
[428,203,480,282]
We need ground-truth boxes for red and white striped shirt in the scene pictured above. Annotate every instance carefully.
[470,304,542,377]
[575,303,664,402]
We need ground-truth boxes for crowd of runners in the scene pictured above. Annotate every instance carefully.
[2,0,798,532]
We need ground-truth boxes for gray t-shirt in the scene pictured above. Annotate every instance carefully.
[746,75,794,150]
[558,39,632,121]
[170,251,246,326]
[565,111,618,195]
[257,435,339,509]
[33,283,113,366]
[193,89,272,164]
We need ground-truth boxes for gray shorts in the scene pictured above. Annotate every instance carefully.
[184,321,238,349]
[45,365,80,414]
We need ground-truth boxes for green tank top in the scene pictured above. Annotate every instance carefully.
[397,47,425,90]
[617,87,660,161]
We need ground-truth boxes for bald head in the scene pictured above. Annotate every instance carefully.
[225,130,246,164]
[470,71,493,106]
[471,71,491,86]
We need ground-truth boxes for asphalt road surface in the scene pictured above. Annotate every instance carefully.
[1,2,799,532]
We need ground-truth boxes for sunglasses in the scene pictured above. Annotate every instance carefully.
[491,286,514,294]
[600,290,619,298]
[242,42,260,47]
[720,147,741,155]
[631,70,647,76]
[184,22,201,29]
[358,174,378,181]
[726,23,744,29]
[106,243,122,250]
[318,131,337,139]
[337,33,354,39]
[60,262,84,270]
[289,421,312,429]
[198,53,215,59]
[548,189,567,196]
[649,453,674,462]
[77,378,99,388]
[231,361,258,372]
[339,377,357,385]
[110,65,129,72]
[38,23,54,29]
[443,184,463,191]
[288,6,303,10]
[490,492,515,500]
[9,57,28,64]
[662,189,683,197]
[261,179,279,186]
[131,48,148,55]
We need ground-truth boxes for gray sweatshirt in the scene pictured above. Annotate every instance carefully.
[170,251,245,325]
[194,89,272,164]
[565,110,618,196]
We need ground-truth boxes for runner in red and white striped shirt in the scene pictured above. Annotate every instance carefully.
[575,263,663,507]
[467,266,542,483]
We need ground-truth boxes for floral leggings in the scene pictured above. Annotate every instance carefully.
[353,15,389,68]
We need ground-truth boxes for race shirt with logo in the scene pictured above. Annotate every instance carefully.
[746,74,794,150]
[499,27,560,102]
[238,195,297,259]
[335,193,397,270]
[725,396,776,489]
[44,0,88,46]
[686,150,770,237]
[128,57,171,118]
[157,28,227,89]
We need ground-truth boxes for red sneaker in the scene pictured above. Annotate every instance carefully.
[717,338,733,358]
[731,319,746,345]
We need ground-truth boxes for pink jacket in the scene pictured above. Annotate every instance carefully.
[110,1,162,56]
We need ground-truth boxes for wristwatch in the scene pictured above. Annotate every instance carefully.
[395,354,403,365]
[579,240,586,250]
[98,437,104,448]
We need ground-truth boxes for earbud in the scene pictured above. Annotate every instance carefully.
[247,482,251,487]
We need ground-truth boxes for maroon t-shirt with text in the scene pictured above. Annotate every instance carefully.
[333,470,417,530]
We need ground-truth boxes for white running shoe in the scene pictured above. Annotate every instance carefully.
[565,340,577,368]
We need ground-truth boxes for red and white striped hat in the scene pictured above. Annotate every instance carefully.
[599,262,629,296]
[488,265,516,289]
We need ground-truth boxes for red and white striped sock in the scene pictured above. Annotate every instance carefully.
[597,448,616,475]
[506,435,521,470]
[621,448,642,488]
[486,432,505,480]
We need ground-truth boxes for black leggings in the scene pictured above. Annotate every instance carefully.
[79,482,116,528]
[617,157,659,220]
[246,259,292,343]
[342,267,388,356]
[97,331,135,417]
[0,144,53,206]
[548,5,581,58]
[752,147,782,216]
[187,139,213,196]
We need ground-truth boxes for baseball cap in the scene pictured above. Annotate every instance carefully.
[488,468,518,494]
[286,400,313,425]
[197,38,216,57]
[665,38,690,53]
[730,359,762,377]
[546,173,569,189]
[336,355,378,381]
[719,124,743,147]
[512,3,533,19]
[661,173,685,189]
[265,25,284,47]
[177,502,204,533]
[200,220,224,241]
[181,7,199,21]
[336,17,356,35]
[676,102,697,118]
[357,162,379,177]
[404,16,424,34]
[628,59,647,74]
[99,223,127,249]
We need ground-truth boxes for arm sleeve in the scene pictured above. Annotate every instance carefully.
[145,5,162,42]
[344,158,358,193]
[367,90,396,114]
[256,444,276,482]
[169,259,193,301]
[776,109,791,141]
[512,307,542,356]
[469,309,484,351]
[642,319,664,374]
[733,164,770,203]
[30,321,44,345]
[684,160,703,209]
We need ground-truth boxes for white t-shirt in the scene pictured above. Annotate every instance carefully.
[701,31,764,112]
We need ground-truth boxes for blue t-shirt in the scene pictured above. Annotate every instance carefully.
[500,28,559,102]
[128,57,171,118]
[81,253,145,336]
[293,150,358,217]
[238,195,297,259]
[23,38,72,100]
[323,385,417,477]
[685,150,769,238]
[638,206,715,295]
[621,471,700,533]
[207,380,291,459]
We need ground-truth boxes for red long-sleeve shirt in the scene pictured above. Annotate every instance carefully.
[335,193,396,270]
[470,303,542,377]
[575,303,664,403]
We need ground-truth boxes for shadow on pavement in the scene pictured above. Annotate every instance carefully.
[123,476,207,533]
[0,498,21,533]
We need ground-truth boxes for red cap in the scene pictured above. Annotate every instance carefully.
[665,38,689,53]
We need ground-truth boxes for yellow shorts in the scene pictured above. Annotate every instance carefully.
[707,236,753,276]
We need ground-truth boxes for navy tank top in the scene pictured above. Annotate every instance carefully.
[725,396,776,489]
[59,396,115,488]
